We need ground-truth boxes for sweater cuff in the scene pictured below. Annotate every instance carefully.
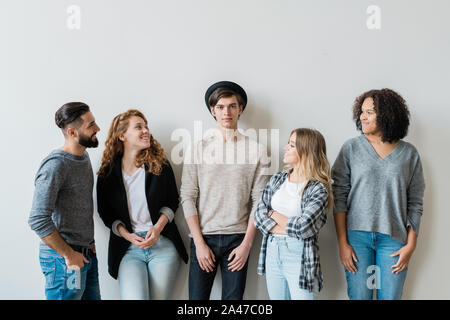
[181,201,198,218]
[333,201,348,214]
[34,223,57,240]
[160,207,175,223]
[406,212,422,236]
[112,220,125,237]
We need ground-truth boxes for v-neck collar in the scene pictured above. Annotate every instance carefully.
[122,166,144,180]
[359,134,405,161]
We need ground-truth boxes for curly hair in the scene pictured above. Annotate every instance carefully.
[97,109,167,177]
[352,88,410,143]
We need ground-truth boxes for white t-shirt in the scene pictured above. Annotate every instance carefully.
[122,166,153,233]
[271,178,305,219]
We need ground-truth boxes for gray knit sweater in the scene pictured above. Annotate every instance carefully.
[331,135,425,244]
[29,149,95,247]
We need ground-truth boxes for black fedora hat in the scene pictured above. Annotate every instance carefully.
[204,81,247,115]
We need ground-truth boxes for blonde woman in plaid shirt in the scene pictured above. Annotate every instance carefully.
[254,128,332,299]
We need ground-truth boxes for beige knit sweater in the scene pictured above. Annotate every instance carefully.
[180,130,270,235]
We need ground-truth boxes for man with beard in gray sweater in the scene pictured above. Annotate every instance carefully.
[29,102,101,300]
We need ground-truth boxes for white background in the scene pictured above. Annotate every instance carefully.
[1,0,449,299]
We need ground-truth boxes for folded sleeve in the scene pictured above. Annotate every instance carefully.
[161,161,179,222]
[180,143,200,219]
[96,175,119,230]
[406,154,425,235]
[331,144,351,214]
[160,206,175,223]
[254,175,278,235]
[286,182,329,239]
[28,158,65,239]
[112,220,125,237]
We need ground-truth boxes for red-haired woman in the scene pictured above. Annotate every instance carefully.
[97,109,187,300]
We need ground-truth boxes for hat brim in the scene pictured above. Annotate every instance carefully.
[205,81,247,115]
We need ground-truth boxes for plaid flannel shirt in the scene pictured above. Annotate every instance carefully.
[254,170,329,292]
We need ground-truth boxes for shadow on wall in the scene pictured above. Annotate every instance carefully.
[318,222,346,299]
[401,116,435,300]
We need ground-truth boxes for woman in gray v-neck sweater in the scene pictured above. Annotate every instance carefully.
[332,88,425,300]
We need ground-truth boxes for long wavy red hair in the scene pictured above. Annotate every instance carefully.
[97,109,167,177]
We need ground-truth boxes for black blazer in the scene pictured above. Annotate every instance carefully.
[96,157,188,279]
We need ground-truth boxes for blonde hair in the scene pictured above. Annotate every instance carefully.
[286,128,333,211]
[97,109,167,177]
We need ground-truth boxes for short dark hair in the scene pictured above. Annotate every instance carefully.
[55,102,90,130]
[352,88,410,143]
[208,87,245,108]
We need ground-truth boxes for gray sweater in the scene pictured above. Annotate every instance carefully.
[331,135,425,244]
[29,149,95,247]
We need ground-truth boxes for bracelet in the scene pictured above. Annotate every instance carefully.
[268,209,274,218]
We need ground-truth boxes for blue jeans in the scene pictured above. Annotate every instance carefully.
[39,243,101,300]
[118,232,180,300]
[265,234,319,300]
[345,230,408,300]
[189,234,249,300]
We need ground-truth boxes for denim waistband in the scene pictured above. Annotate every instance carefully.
[39,242,93,252]
[268,234,288,241]
[134,232,170,242]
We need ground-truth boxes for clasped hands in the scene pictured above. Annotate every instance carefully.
[121,225,162,249]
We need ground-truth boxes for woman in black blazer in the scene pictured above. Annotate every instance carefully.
[97,109,188,300]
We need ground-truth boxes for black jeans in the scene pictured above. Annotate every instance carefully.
[189,234,249,300]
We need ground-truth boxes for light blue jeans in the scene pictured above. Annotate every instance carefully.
[265,234,319,300]
[118,232,180,300]
[345,230,408,300]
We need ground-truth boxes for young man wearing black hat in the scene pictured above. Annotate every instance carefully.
[28,102,101,300]
[180,81,269,300]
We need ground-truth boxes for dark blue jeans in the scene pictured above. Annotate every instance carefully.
[189,234,249,300]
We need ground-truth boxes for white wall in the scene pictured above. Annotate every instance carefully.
[1,0,449,299]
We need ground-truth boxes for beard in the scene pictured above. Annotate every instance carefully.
[78,132,99,148]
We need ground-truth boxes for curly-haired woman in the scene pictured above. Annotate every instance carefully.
[332,89,425,300]
[96,109,188,300]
